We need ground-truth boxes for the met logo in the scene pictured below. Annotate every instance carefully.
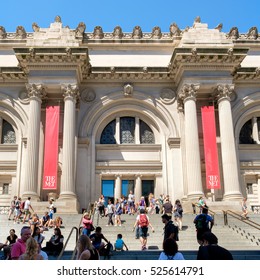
[44,176,56,188]
[208,175,219,188]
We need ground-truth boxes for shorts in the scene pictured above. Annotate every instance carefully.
[139,227,148,238]
[24,209,31,215]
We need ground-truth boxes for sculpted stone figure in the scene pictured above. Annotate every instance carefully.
[15,26,26,39]
[75,22,86,37]
[112,26,123,39]
[169,23,181,37]
[132,26,143,39]
[0,26,7,39]
[228,27,239,39]
[124,84,133,97]
[32,22,40,32]
[93,26,104,39]
[151,26,162,39]
[55,15,62,23]
[246,27,258,40]
[214,23,223,31]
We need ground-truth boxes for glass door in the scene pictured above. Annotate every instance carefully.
[102,180,115,205]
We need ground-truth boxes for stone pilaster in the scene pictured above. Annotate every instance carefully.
[179,84,203,199]
[215,84,242,200]
[114,174,122,201]
[23,84,45,200]
[59,84,79,200]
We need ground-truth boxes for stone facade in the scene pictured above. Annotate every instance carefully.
[0,17,260,213]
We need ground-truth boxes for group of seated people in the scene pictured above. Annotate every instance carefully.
[28,212,63,232]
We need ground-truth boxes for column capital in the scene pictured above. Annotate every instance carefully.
[61,84,79,101]
[214,84,234,102]
[26,83,46,100]
[178,83,200,102]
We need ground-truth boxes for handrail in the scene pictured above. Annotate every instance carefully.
[223,209,260,230]
[191,203,216,220]
[57,226,79,260]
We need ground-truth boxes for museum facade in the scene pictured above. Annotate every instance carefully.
[0,17,259,213]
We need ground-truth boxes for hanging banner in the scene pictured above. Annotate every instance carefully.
[42,106,60,190]
[201,106,221,189]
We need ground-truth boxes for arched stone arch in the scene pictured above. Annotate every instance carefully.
[79,90,178,141]
[233,92,260,143]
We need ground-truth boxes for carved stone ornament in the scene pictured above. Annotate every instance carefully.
[112,26,123,39]
[179,84,200,101]
[214,84,235,101]
[75,22,86,37]
[80,88,96,103]
[169,23,181,37]
[26,84,46,99]
[61,84,79,100]
[93,26,104,39]
[32,22,40,32]
[123,84,133,97]
[228,27,239,39]
[132,26,143,39]
[160,88,176,104]
[15,26,26,39]
[18,90,29,104]
[214,23,223,31]
[0,26,7,39]
[55,15,62,23]
[246,27,258,40]
[151,26,162,39]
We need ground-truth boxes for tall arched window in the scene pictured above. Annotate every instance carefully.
[100,117,155,144]
[1,119,16,144]
[239,117,260,144]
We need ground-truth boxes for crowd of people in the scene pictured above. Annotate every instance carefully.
[1,193,248,261]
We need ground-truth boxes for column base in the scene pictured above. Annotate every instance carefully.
[187,191,204,200]
[58,192,80,213]
[223,191,243,201]
[21,191,40,201]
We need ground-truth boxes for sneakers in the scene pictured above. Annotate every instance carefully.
[141,245,147,250]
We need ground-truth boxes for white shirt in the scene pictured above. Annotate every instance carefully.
[158,252,185,260]
[24,199,31,210]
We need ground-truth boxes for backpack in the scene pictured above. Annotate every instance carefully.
[195,214,208,230]
[53,207,57,213]
[20,201,25,210]
[139,214,149,227]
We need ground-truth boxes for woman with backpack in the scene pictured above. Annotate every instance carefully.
[133,208,154,250]
[173,199,183,230]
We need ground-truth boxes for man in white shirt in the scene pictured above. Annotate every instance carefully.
[22,197,34,223]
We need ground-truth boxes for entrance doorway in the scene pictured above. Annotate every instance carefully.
[102,180,115,205]
[142,180,154,206]
[122,180,134,198]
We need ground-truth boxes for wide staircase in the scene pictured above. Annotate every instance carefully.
[1,209,259,260]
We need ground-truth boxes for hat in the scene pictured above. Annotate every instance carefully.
[161,214,171,220]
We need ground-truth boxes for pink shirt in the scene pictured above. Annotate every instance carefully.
[11,239,26,259]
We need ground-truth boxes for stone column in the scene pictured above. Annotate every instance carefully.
[135,174,142,202]
[215,84,242,200]
[114,175,121,201]
[59,84,79,200]
[23,84,45,199]
[179,84,203,199]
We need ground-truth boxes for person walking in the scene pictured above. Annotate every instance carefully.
[8,196,17,221]
[173,199,183,230]
[133,208,154,250]
[241,197,249,219]
[22,197,34,224]
[161,214,179,242]
[106,199,114,226]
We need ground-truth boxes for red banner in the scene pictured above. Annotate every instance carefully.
[201,106,221,189]
[42,106,60,189]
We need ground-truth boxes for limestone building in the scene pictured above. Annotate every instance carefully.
[0,17,260,213]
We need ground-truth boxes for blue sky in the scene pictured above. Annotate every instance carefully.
[1,0,259,33]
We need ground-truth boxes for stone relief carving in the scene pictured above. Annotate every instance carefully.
[214,84,235,101]
[123,84,133,97]
[15,26,26,39]
[75,22,86,37]
[80,88,96,103]
[194,16,201,23]
[160,88,176,104]
[151,26,162,39]
[93,26,104,39]
[246,27,258,40]
[32,22,40,32]
[29,47,35,57]
[132,26,143,39]
[179,84,200,101]
[228,27,239,39]
[0,26,7,39]
[112,26,123,39]
[169,23,181,37]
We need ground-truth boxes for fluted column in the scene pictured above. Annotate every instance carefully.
[114,175,122,201]
[135,174,142,202]
[23,84,45,199]
[215,84,242,200]
[59,84,79,199]
[179,84,203,199]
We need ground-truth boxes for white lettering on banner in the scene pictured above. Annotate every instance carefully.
[45,175,56,187]
[208,175,218,187]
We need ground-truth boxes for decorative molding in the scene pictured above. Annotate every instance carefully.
[80,88,96,103]
[123,84,133,97]
[61,84,79,100]
[26,83,46,100]
[160,88,176,104]
[167,137,181,148]
[178,83,200,101]
[214,84,234,102]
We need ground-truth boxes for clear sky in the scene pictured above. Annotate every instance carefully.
[1,0,259,33]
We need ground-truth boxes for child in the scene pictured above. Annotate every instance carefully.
[114,234,128,251]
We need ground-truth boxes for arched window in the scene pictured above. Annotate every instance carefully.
[100,117,155,144]
[239,117,260,144]
[100,120,116,144]
[1,119,16,144]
